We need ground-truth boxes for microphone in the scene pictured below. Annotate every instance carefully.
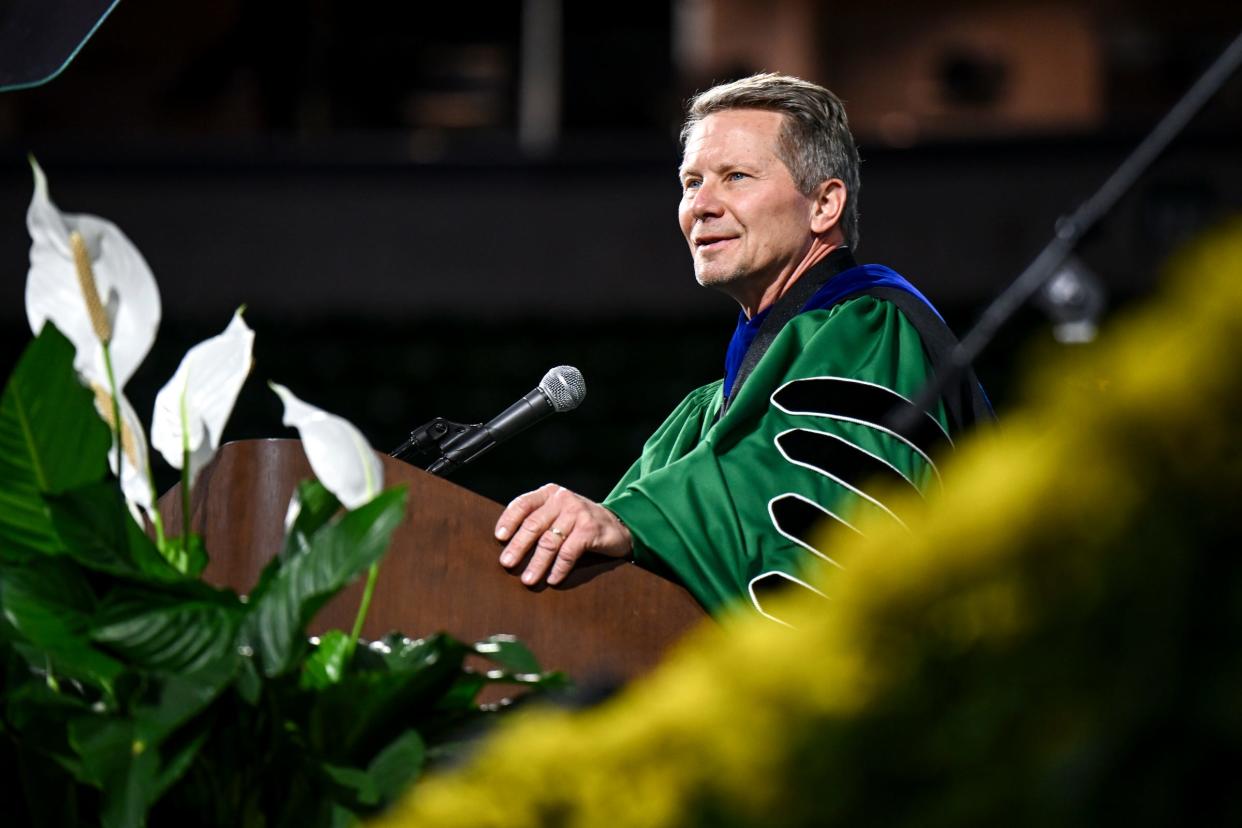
[424,365,586,476]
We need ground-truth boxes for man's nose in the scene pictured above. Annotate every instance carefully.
[689,180,724,219]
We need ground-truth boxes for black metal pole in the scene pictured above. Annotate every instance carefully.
[896,28,1242,434]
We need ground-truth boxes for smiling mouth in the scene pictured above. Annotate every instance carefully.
[695,237,737,252]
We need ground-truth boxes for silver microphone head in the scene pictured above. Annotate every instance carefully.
[539,365,586,413]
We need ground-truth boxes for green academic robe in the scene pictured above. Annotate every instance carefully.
[603,295,951,620]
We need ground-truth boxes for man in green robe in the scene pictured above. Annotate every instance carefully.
[493,74,986,622]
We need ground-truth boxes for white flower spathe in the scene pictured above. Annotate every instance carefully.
[270,383,382,510]
[152,309,255,484]
[94,387,155,515]
[25,157,161,389]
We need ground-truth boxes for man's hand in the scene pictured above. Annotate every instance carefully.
[494,483,633,586]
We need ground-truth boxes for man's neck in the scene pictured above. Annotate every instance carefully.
[738,238,840,319]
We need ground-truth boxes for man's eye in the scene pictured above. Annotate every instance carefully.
[682,179,701,191]
[727,171,747,181]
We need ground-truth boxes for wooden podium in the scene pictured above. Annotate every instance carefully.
[158,440,706,684]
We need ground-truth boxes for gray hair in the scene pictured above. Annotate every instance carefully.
[680,73,861,249]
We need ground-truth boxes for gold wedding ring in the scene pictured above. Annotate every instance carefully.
[550,526,565,538]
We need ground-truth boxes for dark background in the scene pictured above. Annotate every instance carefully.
[2,0,1240,502]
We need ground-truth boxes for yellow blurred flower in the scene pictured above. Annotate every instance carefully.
[377,217,1242,828]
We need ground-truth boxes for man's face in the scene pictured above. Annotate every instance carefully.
[678,109,816,295]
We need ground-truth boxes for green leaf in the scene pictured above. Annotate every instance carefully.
[242,480,342,638]
[301,629,352,690]
[364,729,425,803]
[234,652,262,706]
[472,634,542,675]
[0,324,111,560]
[321,763,379,807]
[330,805,360,828]
[243,486,408,677]
[3,666,97,783]
[3,667,99,724]
[468,634,570,697]
[91,584,245,675]
[129,657,240,743]
[242,479,342,632]
[0,560,123,690]
[151,727,209,803]
[67,658,238,825]
[306,633,470,759]
[283,479,342,560]
[322,729,425,810]
[44,481,182,582]
[68,717,160,828]
[430,672,488,712]
[352,632,445,674]
[158,532,208,579]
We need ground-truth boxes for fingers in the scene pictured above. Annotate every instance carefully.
[536,504,629,585]
[546,529,590,586]
[518,516,579,586]
[495,484,553,543]
[496,484,634,588]
[497,484,561,568]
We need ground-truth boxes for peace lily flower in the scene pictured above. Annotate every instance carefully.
[271,383,387,663]
[25,157,164,519]
[25,156,161,391]
[92,385,155,517]
[151,309,255,486]
[270,383,383,510]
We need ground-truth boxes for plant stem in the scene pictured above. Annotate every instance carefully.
[180,387,191,542]
[44,655,59,693]
[180,457,190,544]
[102,343,122,480]
[149,480,166,550]
[348,562,380,655]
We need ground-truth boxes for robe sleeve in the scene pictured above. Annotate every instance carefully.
[603,296,950,616]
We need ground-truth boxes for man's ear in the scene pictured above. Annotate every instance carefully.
[810,178,846,236]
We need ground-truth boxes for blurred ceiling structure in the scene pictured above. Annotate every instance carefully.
[0,1,1238,501]
[1,1,1237,152]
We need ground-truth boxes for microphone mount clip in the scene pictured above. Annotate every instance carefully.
[389,417,483,469]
